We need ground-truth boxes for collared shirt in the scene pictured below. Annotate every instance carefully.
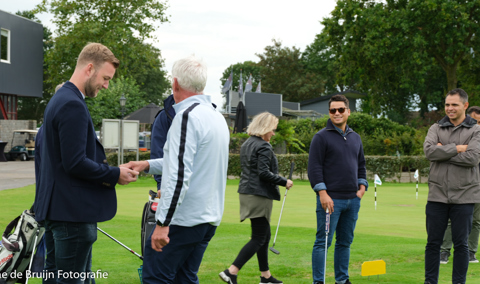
[333,124,349,137]
[147,95,230,227]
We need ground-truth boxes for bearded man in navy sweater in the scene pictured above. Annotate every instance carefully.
[308,94,368,284]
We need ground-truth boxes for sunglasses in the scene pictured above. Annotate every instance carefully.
[329,107,347,114]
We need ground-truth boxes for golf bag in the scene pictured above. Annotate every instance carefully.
[0,207,45,284]
[140,190,159,255]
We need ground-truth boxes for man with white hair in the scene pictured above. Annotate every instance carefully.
[122,55,230,283]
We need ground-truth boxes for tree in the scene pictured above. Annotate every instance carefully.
[35,0,170,108]
[220,61,262,93]
[408,0,480,90]
[86,76,147,129]
[302,33,348,95]
[15,10,54,123]
[318,0,480,119]
[256,39,324,102]
[458,33,480,107]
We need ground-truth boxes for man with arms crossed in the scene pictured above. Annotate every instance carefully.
[122,55,230,284]
[440,106,480,265]
[424,88,480,284]
[308,94,368,284]
[35,43,138,283]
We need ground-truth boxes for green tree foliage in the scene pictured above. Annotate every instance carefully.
[317,0,480,120]
[227,113,426,156]
[458,34,480,107]
[35,0,170,112]
[220,61,262,93]
[407,0,480,91]
[255,39,325,102]
[270,119,305,154]
[288,113,426,156]
[86,76,147,129]
[302,33,346,95]
[15,10,54,123]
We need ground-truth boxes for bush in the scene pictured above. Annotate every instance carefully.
[228,154,429,182]
[229,131,249,154]
[287,113,427,156]
[270,119,305,154]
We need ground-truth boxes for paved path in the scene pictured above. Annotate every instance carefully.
[0,161,35,191]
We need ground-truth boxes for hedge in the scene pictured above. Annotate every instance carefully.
[108,151,429,182]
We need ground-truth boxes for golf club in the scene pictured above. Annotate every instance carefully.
[25,227,41,284]
[97,227,144,260]
[324,207,330,283]
[269,161,295,255]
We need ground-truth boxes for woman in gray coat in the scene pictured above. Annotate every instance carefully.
[220,112,293,284]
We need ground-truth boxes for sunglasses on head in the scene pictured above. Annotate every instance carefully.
[329,107,347,114]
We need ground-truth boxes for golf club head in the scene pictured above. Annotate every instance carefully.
[269,247,280,255]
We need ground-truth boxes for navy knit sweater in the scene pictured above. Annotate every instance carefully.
[308,119,368,199]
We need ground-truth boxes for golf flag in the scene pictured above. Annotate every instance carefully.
[256,80,261,93]
[415,169,419,199]
[245,74,253,93]
[374,174,381,210]
[222,70,233,93]
[239,69,244,99]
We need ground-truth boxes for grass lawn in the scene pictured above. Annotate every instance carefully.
[2,178,480,283]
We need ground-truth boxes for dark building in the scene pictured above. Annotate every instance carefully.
[0,9,43,120]
[300,90,366,115]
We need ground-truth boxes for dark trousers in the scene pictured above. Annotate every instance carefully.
[232,217,271,272]
[44,220,97,284]
[425,202,474,284]
[142,223,216,284]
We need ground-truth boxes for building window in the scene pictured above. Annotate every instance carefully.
[0,94,17,120]
[1,28,10,63]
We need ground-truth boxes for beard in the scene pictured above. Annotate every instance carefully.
[84,73,98,98]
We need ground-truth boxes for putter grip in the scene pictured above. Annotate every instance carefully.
[288,162,295,179]
[325,208,330,233]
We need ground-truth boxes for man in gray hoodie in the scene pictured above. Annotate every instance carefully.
[424,88,480,284]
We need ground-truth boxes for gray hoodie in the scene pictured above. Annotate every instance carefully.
[424,115,480,204]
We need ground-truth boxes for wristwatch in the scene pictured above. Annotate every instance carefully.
[156,220,167,227]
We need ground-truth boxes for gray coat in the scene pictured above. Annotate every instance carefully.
[424,115,480,204]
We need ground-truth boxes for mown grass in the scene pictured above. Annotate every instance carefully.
[1,178,480,283]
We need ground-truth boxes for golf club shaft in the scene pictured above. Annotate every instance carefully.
[271,162,295,248]
[324,208,330,283]
[272,188,287,247]
[25,228,40,284]
[97,227,144,260]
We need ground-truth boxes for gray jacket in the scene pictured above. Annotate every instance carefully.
[424,115,480,204]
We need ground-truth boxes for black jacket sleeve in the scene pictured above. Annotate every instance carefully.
[257,144,288,186]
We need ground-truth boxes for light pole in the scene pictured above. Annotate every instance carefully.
[119,94,127,165]
[120,93,126,119]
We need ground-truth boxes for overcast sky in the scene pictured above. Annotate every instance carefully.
[2,0,338,110]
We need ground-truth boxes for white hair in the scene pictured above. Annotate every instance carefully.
[171,55,207,93]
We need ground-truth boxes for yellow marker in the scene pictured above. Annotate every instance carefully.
[361,260,386,277]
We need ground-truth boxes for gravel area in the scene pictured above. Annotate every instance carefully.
[0,160,35,191]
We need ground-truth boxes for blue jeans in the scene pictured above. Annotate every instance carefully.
[44,220,97,284]
[425,202,474,284]
[142,223,217,284]
[312,196,361,284]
